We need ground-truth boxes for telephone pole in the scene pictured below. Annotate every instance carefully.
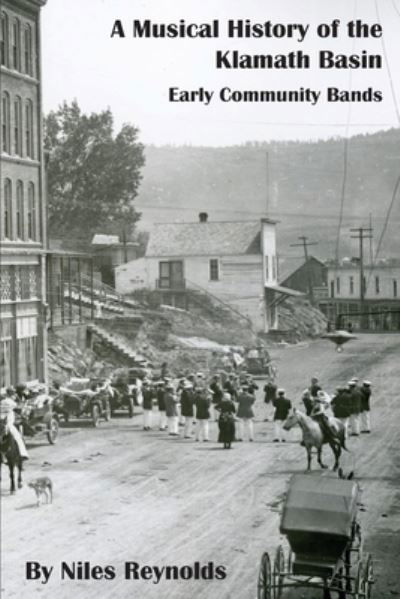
[350,227,373,322]
[290,236,318,302]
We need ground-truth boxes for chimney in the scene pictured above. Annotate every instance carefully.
[199,212,208,223]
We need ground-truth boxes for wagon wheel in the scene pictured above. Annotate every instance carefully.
[273,545,285,599]
[257,552,272,599]
[46,417,59,445]
[92,404,100,427]
[363,554,374,598]
[128,397,134,418]
[354,560,366,599]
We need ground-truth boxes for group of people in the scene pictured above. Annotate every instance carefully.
[140,372,260,448]
[0,383,47,461]
[0,370,373,459]
[300,376,372,437]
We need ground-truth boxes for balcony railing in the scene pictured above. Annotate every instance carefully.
[156,278,186,290]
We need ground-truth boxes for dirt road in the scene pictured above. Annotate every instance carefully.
[1,334,399,599]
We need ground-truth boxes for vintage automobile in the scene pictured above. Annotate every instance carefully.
[17,394,59,445]
[55,378,111,427]
[109,370,135,417]
[245,347,277,379]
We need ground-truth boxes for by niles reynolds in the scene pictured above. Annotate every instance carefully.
[25,560,227,584]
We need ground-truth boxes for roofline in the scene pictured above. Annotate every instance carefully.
[151,219,275,226]
[146,252,263,259]
[280,256,326,283]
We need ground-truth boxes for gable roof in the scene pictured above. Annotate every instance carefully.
[279,256,326,284]
[146,221,265,257]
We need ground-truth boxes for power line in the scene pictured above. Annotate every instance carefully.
[290,236,319,302]
[333,0,358,266]
[391,0,400,21]
[375,0,400,125]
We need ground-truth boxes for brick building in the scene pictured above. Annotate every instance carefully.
[0,0,48,387]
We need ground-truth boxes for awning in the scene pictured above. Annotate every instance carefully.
[265,284,304,297]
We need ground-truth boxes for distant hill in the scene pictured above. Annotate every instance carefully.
[135,128,400,263]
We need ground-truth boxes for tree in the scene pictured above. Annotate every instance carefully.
[45,101,145,244]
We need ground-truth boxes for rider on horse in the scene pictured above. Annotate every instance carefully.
[0,388,29,460]
[311,390,344,451]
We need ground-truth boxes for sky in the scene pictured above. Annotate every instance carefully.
[41,0,400,146]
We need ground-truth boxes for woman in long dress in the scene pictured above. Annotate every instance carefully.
[217,392,236,449]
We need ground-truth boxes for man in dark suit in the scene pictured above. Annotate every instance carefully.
[273,389,292,442]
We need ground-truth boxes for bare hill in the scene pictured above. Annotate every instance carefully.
[136,128,400,260]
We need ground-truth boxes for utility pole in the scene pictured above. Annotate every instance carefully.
[350,227,373,325]
[265,151,270,215]
[290,236,318,302]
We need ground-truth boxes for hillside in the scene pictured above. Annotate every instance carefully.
[135,128,400,261]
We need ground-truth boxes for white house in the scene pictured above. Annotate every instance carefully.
[115,213,301,332]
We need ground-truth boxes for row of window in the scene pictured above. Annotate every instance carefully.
[0,11,35,76]
[1,92,35,158]
[2,178,38,241]
[332,276,398,298]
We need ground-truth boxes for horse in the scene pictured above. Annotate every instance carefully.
[0,420,23,494]
[283,408,347,472]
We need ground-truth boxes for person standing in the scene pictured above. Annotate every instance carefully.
[273,389,292,443]
[348,379,361,436]
[263,379,277,421]
[217,392,236,449]
[309,377,322,399]
[142,380,154,430]
[180,381,195,438]
[209,374,224,421]
[301,389,314,416]
[236,385,256,441]
[164,383,179,436]
[331,386,352,437]
[156,381,167,431]
[194,388,211,442]
[360,380,372,433]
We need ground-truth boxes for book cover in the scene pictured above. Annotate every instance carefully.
[1,1,399,598]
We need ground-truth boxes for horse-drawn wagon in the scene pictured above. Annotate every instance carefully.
[17,394,59,445]
[54,378,111,427]
[257,475,373,599]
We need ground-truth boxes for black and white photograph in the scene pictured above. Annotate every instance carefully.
[1,1,399,598]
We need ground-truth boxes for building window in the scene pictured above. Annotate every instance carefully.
[394,280,398,298]
[209,259,219,281]
[0,11,9,67]
[27,182,36,240]
[349,276,354,295]
[4,178,12,239]
[330,280,335,298]
[14,95,22,155]
[16,180,24,239]
[25,99,34,157]
[336,277,340,294]
[11,18,20,70]
[24,24,33,76]
[1,91,11,153]
[375,276,380,295]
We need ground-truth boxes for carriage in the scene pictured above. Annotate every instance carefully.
[54,378,111,427]
[16,395,59,445]
[257,475,373,599]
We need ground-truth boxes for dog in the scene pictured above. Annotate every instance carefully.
[28,477,53,506]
